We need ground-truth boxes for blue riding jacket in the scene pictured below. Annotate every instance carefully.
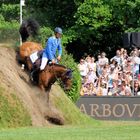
[43,36,62,60]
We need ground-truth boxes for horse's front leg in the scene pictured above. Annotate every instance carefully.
[45,84,52,107]
[39,84,50,107]
[39,81,51,106]
[39,84,45,91]
[39,71,53,106]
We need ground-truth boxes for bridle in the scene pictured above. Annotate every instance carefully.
[51,64,59,80]
[50,64,70,83]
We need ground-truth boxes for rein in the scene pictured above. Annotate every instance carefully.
[51,64,61,81]
[50,64,67,81]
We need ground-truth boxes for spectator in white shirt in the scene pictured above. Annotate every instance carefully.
[78,59,88,81]
[111,50,122,65]
[99,52,109,67]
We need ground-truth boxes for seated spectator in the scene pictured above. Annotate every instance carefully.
[108,80,119,96]
[118,81,131,96]
[87,68,97,84]
[123,58,133,73]
[82,76,89,85]
[80,84,89,96]
[107,65,115,89]
[96,77,103,96]
[102,63,110,78]
[125,71,132,87]
[88,83,97,96]
[117,72,123,86]
[131,80,140,96]
[101,82,108,96]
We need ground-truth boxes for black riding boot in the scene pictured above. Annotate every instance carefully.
[30,67,39,82]
[30,70,34,82]
[30,67,41,85]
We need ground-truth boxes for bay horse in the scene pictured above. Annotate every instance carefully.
[38,64,72,103]
[19,42,72,103]
[26,57,73,102]
[38,64,72,91]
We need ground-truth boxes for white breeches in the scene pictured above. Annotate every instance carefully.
[40,53,48,70]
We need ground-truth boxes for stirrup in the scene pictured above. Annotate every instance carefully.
[30,72,34,82]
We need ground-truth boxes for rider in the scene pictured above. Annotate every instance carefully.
[30,27,63,81]
[40,27,63,70]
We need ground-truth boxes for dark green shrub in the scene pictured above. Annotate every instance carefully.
[60,48,81,102]
[0,4,20,22]
[0,20,19,43]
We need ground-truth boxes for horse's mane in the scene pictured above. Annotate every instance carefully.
[49,63,67,69]
[47,64,72,79]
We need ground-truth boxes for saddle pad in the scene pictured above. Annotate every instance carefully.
[30,51,38,63]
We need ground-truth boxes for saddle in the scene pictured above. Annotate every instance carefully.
[31,50,43,70]
[32,58,51,71]
[30,51,51,83]
[30,50,43,83]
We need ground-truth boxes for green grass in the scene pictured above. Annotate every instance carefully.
[0,122,140,140]
[0,86,32,128]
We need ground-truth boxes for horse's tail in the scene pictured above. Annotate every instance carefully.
[19,18,40,42]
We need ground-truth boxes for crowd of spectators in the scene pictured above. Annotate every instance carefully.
[78,48,140,96]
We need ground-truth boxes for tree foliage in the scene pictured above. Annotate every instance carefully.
[74,0,112,40]
[26,0,77,28]
[66,0,140,60]
[0,4,20,22]
[0,0,19,5]
[109,0,140,32]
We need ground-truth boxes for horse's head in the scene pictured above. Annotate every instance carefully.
[61,69,73,90]
[38,64,73,92]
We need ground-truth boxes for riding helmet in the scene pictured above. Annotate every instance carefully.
[54,27,63,34]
